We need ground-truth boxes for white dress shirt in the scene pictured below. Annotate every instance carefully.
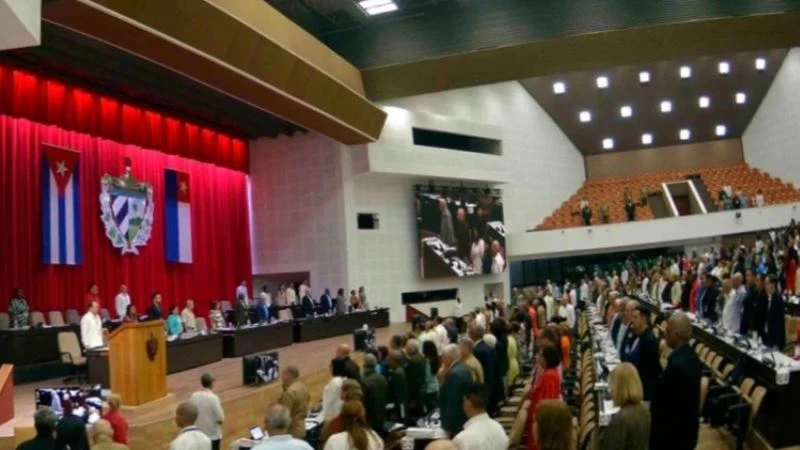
[170,426,212,450]
[558,304,576,328]
[260,291,272,306]
[324,430,383,450]
[320,376,344,421]
[475,313,487,329]
[285,288,297,305]
[435,323,449,349]
[190,389,225,441]
[544,295,555,321]
[453,413,508,450]
[253,435,314,450]
[452,302,463,317]
[755,194,765,207]
[298,284,309,299]
[236,285,249,303]
[80,312,103,348]
[114,293,130,319]
[470,240,485,274]
[491,253,505,274]
[723,286,746,334]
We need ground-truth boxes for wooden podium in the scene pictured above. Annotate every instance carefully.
[108,321,167,406]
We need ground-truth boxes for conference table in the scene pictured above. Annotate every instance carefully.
[220,321,294,358]
[0,325,78,366]
[86,332,224,386]
[291,308,390,342]
[635,293,800,448]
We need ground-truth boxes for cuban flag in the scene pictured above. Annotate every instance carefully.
[41,144,83,265]
[164,169,193,263]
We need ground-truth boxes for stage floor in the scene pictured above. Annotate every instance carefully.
[2,322,408,436]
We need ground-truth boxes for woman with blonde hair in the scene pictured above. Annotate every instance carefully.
[591,362,650,450]
[324,401,383,450]
[534,399,572,450]
[319,380,364,447]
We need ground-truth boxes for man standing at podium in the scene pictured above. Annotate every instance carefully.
[81,301,105,349]
[146,293,164,321]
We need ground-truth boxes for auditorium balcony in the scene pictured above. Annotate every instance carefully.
[535,163,800,231]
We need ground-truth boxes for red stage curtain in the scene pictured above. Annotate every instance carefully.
[0,114,252,318]
[0,64,248,172]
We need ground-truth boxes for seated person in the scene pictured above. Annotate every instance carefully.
[209,301,225,330]
[167,305,184,336]
[123,304,139,323]
[8,288,29,328]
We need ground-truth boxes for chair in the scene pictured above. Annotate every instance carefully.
[29,311,46,327]
[48,311,66,326]
[57,331,87,384]
[196,317,208,332]
[0,312,9,330]
[65,309,81,325]
[220,300,233,312]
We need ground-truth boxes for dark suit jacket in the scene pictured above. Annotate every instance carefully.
[16,435,56,450]
[739,285,758,334]
[701,285,719,322]
[753,291,769,340]
[319,294,333,314]
[609,314,621,344]
[473,340,499,414]
[388,366,409,418]
[362,370,388,432]
[256,302,270,323]
[445,325,458,344]
[650,344,702,450]
[146,304,162,321]
[439,361,473,435]
[341,357,360,381]
[405,353,427,408]
[55,415,89,450]
[623,328,661,401]
[301,295,314,318]
[234,299,248,327]
[765,292,786,350]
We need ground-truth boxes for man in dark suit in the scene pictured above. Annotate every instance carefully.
[300,294,315,318]
[439,343,473,436]
[739,269,759,335]
[334,344,361,381]
[444,318,458,344]
[146,293,163,321]
[764,275,786,350]
[404,339,427,419]
[622,304,661,401]
[469,323,499,415]
[319,288,333,315]
[361,354,388,432]
[650,312,702,450]
[386,350,409,423]
[608,298,622,343]
[234,294,249,327]
[17,407,57,450]
[699,274,720,322]
[255,294,270,323]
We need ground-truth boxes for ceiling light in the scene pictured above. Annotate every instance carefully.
[552,81,566,95]
[642,133,653,145]
[596,76,609,89]
[680,129,691,141]
[639,71,651,84]
[602,138,614,150]
[359,0,392,7]
[698,96,710,108]
[680,66,692,79]
[620,105,632,118]
[718,61,730,74]
[579,110,592,123]
[715,125,727,136]
[660,100,672,113]
[360,0,398,15]
[736,92,747,104]
[755,58,767,71]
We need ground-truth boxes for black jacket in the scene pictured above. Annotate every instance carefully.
[405,353,427,409]
[765,292,786,350]
[650,344,702,450]
[473,340,499,414]
[609,314,621,344]
[55,415,89,450]
[341,356,360,381]
[362,370,388,432]
[146,304,162,321]
[301,295,315,318]
[319,294,333,314]
[622,327,661,401]
[700,285,719,322]
[739,285,758,335]
[439,361,473,435]
[388,366,409,419]
[16,435,56,450]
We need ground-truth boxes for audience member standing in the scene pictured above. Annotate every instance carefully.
[319,380,363,447]
[405,339,427,418]
[422,340,441,410]
[190,373,225,450]
[556,297,575,328]
[90,420,128,450]
[622,305,661,403]
[361,355,388,433]
[469,324,499,415]
[439,344,473,437]
[650,313,702,450]
[102,394,128,445]
[591,363,650,450]
[17,408,57,450]
[322,359,347,422]
[533,400,573,450]
[387,350,409,423]
[146,293,163,321]
[489,319,509,404]
[114,285,130,320]
[764,274,786,350]
[252,404,313,450]
[526,346,562,450]
[278,366,310,439]
[324,401,384,450]
[335,344,361,381]
[453,384,508,450]
[335,289,348,315]
[722,273,745,333]
[55,399,89,450]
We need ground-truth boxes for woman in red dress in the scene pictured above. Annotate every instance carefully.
[526,345,563,450]
[786,248,798,295]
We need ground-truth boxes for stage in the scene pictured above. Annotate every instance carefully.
[0,322,407,450]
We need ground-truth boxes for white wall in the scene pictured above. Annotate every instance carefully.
[743,48,800,185]
[249,133,349,296]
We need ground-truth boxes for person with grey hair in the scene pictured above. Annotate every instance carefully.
[469,323,499,415]
[439,344,473,436]
[279,366,309,439]
[17,407,57,450]
[405,339,427,418]
[252,404,313,450]
[361,353,388,432]
[190,373,225,450]
[169,402,211,450]
[458,337,484,384]
[609,298,627,345]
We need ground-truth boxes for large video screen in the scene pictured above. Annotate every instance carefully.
[416,186,506,279]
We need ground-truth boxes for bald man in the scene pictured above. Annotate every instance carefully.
[170,402,211,450]
[335,344,360,381]
[650,312,702,450]
[91,420,128,450]
[425,440,459,450]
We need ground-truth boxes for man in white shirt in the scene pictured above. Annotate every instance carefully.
[490,240,504,274]
[189,373,225,450]
[260,286,272,306]
[182,300,197,332]
[543,292,555,321]
[474,308,487,330]
[452,298,463,317]
[170,402,211,450]
[434,318,450,350]
[285,285,297,306]
[298,281,309,300]
[114,284,130,319]
[580,280,589,303]
[80,301,105,348]
[453,383,508,450]
[557,296,575,328]
[235,280,249,305]
[251,404,313,450]
[723,273,746,334]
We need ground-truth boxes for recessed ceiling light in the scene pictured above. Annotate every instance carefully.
[680,66,692,79]
[698,96,710,108]
[359,0,392,7]
[660,100,672,113]
[639,71,651,84]
[718,61,730,74]
[552,81,566,95]
[755,58,767,71]
[680,129,691,141]
[579,110,592,123]
[642,133,653,145]
[602,138,614,150]
[620,105,633,118]
[359,0,398,15]
[736,92,747,104]
[715,125,727,136]
[596,76,609,89]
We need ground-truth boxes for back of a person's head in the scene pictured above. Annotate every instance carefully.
[610,362,644,407]
[340,401,372,450]
[92,419,114,441]
[265,404,291,433]
[540,345,561,369]
[341,379,364,402]
[33,407,58,436]
[535,400,573,450]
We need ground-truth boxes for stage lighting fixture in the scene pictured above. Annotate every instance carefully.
[716,125,727,136]
[602,138,614,150]
[680,66,692,79]
[596,76,609,89]
[620,105,632,118]
[660,100,672,113]
[579,110,592,123]
[639,71,651,84]
[680,129,691,141]
[553,82,566,94]
[698,96,710,108]
[641,133,653,145]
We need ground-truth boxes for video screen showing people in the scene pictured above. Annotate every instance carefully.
[416,186,506,279]
[242,351,280,386]
[35,385,107,424]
